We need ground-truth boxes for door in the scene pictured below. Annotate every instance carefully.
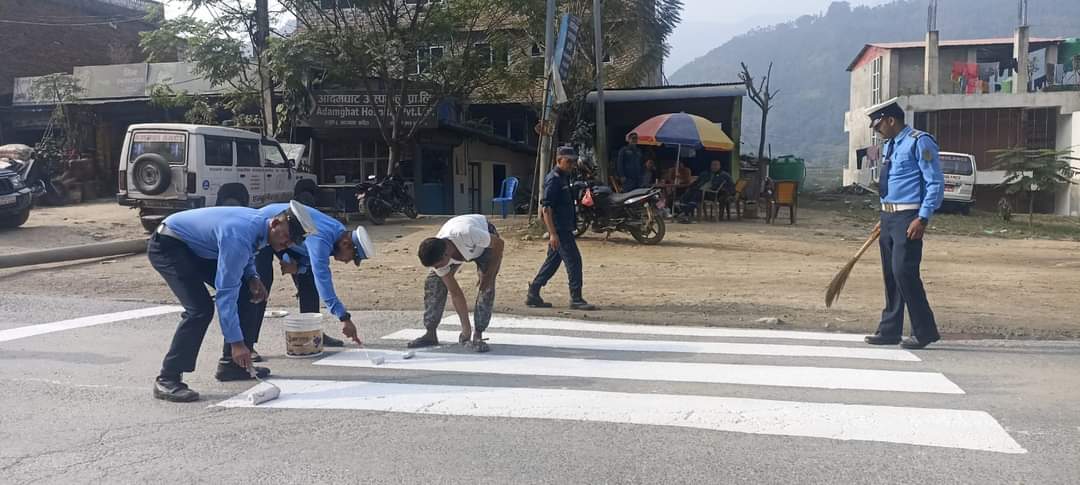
[201,136,238,205]
[418,146,452,215]
[468,162,482,212]
[235,138,266,206]
[492,163,507,204]
[262,142,292,203]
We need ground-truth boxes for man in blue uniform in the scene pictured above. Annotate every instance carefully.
[148,206,301,402]
[526,146,597,311]
[617,133,643,192]
[249,202,374,356]
[864,101,944,350]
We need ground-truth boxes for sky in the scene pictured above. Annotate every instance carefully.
[665,0,894,74]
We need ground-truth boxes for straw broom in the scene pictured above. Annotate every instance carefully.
[825,225,881,308]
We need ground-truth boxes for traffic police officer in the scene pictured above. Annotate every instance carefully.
[247,201,374,358]
[526,146,597,311]
[864,100,944,349]
[148,206,303,402]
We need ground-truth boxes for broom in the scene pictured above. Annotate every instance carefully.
[825,225,881,308]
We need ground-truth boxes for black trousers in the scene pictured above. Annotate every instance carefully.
[531,230,583,293]
[148,233,259,379]
[876,210,940,341]
[249,246,320,344]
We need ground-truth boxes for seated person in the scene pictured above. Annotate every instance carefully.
[677,160,734,222]
[642,157,659,187]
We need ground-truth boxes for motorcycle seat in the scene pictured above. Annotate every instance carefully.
[608,188,653,205]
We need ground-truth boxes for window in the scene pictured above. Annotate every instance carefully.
[262,143,287,167]
[203,137,233,167]
[871,56,883,105]
[507,119,525,143]
[320,0,358,8]
[236,140,261,167]
[474,43,493,68]
[530,43,543,58]
[417,45,444,74]
[131,132,187,165]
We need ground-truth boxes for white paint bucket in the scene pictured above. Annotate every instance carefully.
[284,313,324,358]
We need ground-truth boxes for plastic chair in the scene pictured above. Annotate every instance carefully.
[491,176,519,219]
[769,180,799,225]
[732,179,750,219]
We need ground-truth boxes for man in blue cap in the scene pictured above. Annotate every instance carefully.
[148,206,301,402]
[526,146,597,311]
[864,100,944,350]
[249,201,374,357]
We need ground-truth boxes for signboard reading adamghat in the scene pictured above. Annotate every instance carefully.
[307,90,439,129]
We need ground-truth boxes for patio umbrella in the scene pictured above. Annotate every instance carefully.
[628,112,735,187]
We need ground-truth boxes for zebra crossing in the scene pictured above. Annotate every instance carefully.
[218,314,1027,455]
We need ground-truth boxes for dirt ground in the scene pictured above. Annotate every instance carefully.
[2,198,1079,339]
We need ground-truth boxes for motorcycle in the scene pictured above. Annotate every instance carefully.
[0,154,69,206]
[572,179,666,245]
[355,174,418,225]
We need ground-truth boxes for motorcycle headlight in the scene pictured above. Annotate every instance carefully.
[9,176,24,190]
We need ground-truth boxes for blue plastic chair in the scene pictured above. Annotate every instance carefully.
[491,176,519,219]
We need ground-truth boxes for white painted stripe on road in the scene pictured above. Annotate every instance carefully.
[219,380,1025,454]
[0,306,183,343]
[316,349,963,394]
[382,329,921,362]
[440,315,867,342]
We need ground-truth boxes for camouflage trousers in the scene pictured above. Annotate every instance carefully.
[422,248,495,333]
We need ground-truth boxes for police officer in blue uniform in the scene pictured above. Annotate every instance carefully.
[148,206,304,402]
[864,101,945,350]
[526,146,597,311]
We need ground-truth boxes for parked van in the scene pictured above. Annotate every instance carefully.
[117,124,318,231]
[939,151,976,214]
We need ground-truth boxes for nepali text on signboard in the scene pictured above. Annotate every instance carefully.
[308,91,439,129]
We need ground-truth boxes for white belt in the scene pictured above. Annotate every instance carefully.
[881,203,920,212]
[156,223,182,240]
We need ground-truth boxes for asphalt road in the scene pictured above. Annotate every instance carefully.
[2,293,1079,484]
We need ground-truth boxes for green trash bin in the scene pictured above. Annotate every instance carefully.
[770,156,806,191]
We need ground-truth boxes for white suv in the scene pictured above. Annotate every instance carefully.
[117,123,318,231]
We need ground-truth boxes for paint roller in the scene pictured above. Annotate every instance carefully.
[247,367,281,405]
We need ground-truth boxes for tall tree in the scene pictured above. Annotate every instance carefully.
[992,147,1079,229]
[739,61,778,197]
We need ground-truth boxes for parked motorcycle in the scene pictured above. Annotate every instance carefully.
[573,180,666,245]
[0,153,69,206]
[355,174,418,225]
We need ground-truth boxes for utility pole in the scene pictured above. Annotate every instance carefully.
[255,0,275,137]
[592,0,608,182]
[534,0,557,218]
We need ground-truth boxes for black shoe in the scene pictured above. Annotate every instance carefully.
[526,285,553,308]
[322,334,345,348]
[153,377,200,403]
[864,334,901,345]
[901,336,940,349]
[215,361,270,382]
[407,334,440,349]
[251,349,264,363]
[570,299,597,311]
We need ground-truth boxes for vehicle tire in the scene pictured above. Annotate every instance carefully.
[402,203,418,219]
[365,196,387,225]
[220,197,244,206]
[295,190,317,207]
[131,153,172,196]
[574,209,590,237]
[140,216,163,233]
[960,204,972,216]
[0,207,31,229]
[629,209,666,245]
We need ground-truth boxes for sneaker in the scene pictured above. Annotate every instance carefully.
[864,334,901,345]
[322,334,345,348]
[214,361,270,382]
[570,299,597,311]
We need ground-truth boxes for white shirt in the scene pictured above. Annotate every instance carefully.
[433,214,491,277]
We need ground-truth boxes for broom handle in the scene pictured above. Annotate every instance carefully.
[852,226,881,260]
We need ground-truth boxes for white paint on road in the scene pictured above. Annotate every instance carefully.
[440,315,867,342]
[0,306,183,343]
[316,349,964,394]
[381,329,921,362]
[219,379,1026,454]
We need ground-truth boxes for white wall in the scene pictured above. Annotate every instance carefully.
[1055,111,1080,216]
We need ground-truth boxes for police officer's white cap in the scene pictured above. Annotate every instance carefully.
[351,226,375,266]
[289,200,320,236]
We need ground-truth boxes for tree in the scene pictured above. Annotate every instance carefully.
[991,147,1079,229]
[738,61,778,198]
[29,74,86,163]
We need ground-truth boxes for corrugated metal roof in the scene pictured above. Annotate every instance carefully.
[585,83,746,103]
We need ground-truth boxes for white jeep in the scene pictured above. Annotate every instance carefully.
[117,123,318,231]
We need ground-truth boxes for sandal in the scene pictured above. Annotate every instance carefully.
[465,339,490,353]
[407,334,440,348]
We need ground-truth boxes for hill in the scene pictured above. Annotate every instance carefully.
[671,0,1080,168]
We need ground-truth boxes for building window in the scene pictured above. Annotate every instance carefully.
[871,56,883,105]
[530,43,543,58]
[417,45,445,74]
[473,43,493,67]
[320,0,358,8]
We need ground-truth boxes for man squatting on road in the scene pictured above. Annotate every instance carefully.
[245,201,376,360]
[413,214,505,353]
[863,100,944,350]
[148,205,303,403]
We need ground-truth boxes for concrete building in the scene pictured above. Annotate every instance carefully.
[844,28,1080,214]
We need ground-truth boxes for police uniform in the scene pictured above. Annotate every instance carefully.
[528,147,595,309]
[867,101,945,347]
